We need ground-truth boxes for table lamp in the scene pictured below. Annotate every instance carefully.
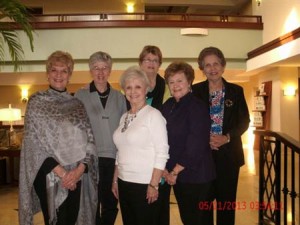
[0,104,21,146]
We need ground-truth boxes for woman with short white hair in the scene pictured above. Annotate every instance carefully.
[112,66,169,225]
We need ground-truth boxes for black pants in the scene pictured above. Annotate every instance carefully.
[96,157,118,225]
[118,179,159,225]
[212,151,240,225]
[156,182,171,225]
[173,181,214,225]
[33,167,81,225]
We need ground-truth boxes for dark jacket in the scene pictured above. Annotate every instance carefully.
[161,92,216,184]
[192,78,250,167]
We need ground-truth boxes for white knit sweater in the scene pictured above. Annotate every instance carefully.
[113,105,169,184]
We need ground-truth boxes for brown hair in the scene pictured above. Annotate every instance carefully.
[46,51,74,74]
[138,45,162,65]
[197,47,226,70]
[164,61,195,85]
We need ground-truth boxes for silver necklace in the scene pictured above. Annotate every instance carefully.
[121,105,145,132]
[99,94,109,99]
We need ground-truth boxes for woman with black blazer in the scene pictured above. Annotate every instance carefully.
[192,47,250,225]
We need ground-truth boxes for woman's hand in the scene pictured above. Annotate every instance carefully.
[146,185,159,204]
[62,163,85,190]
[210,134,229,150]
[112,181,119,199]
[162,169,169,179]
[112,166,119,199]
[166,171,178,185]
[166,164,183,186]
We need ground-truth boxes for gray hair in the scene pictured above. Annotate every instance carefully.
[88,51,112,69]
[197,46,226,70]
[120,66,150,92]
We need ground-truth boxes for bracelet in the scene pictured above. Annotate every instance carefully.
[60,172,66,179]
[170,171,178,176]
[226,134,230,143]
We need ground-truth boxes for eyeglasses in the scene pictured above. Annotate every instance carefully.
[91,66,110,73]
[143,59,160,65]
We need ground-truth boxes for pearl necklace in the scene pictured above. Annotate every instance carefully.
[99,94,109,99]
[121,105,145,132]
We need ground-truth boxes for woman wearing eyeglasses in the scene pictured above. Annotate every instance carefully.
[139,45,170,110]
[139,45,171,225]
[75,51,127,225]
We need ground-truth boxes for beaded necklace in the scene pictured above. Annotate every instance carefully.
[121,105,145,132]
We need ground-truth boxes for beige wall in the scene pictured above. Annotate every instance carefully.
[2,28,262,70]
[279,67,299,140]
[21,0,145,13]
[246,67,299,141]
[253,0,300,43]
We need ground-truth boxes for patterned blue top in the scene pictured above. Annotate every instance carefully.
[209,88,225,135]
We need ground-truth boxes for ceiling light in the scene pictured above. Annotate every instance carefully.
[127,3,134,13]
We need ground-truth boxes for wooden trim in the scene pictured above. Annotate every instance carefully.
[30,20,263,30]
[248,27,300,59]
[2,13,263,30]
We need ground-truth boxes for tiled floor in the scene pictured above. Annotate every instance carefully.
[0,148,260,225]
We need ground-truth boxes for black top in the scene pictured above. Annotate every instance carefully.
[90,81,110,108]
[192,78,250,167]
[147,74,166,110]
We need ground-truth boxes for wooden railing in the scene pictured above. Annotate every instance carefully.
[254,130,299,225]
[1,13,263,30]
[248,27,300,59]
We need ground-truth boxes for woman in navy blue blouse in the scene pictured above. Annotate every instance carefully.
[161,61,216,225]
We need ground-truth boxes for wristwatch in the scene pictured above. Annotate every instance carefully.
[149,183,159,190]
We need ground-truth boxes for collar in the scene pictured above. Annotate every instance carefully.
[173,92,193,105]
[90,81,111,95]
[49,85,67,93]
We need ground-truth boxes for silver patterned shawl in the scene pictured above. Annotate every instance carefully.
[19,88,98,225]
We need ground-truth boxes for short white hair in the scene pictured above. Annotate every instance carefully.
[119,66,150,92]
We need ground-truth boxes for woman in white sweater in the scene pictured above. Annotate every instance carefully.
[112,66,169,225]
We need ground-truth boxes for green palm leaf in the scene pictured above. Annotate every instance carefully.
[0,0,34,71]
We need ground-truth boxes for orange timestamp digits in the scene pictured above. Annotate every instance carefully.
[198,201,283,211]
[198,201,247,211]
[249,201,283,210]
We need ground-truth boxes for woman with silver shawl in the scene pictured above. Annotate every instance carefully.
[19,51,98,225]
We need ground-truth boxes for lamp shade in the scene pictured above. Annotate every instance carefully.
[0,104,21,122]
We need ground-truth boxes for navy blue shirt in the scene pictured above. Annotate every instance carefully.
[161,92,216,184]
